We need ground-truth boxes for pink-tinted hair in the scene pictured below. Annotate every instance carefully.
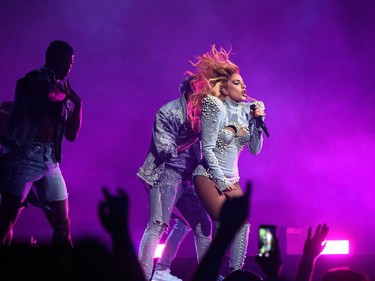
[186,45,239,133]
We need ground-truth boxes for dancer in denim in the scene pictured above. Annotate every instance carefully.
[0,40,82,248]
[187,45,266,275]
[137,76,212,281]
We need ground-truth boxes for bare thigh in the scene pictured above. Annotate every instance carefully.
[193,175,243,221]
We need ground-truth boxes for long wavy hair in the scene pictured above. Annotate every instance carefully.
[186,45,239,133]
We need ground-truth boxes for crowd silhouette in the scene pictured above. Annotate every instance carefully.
[0,183,371,281]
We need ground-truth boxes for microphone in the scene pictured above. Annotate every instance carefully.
[250,104,270,138]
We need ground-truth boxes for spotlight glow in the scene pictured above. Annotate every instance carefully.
[321,240,349,255]
[154,244,165,258]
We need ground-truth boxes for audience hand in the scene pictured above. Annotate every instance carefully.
[98,186,146,281]
[191,182,251,281]
[295,224,329,281]
[301,223,329,264]
[219,181,250,236]
[98,187,129,236]
[255,237,282,280]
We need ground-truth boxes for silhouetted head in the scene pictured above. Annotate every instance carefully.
[45,40,74,80]
[322,268,369,281]
[223,269,263,281]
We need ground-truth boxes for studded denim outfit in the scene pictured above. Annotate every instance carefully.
[137,95,212,280]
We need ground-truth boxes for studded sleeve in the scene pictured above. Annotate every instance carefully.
[245,102,264,155]
[200,96,231,191]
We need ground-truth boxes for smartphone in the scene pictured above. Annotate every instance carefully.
[258,224,277,257]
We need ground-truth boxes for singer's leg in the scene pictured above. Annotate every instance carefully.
[193,176,243,221]
[228,223,250,272]
[193,176,225,221]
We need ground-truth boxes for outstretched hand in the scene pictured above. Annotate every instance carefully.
[301,224,329,263]
[97,187,147,281]
[294,224,330,281]
[98,187,129,235]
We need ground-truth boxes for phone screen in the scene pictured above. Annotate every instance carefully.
[258,224,277,257]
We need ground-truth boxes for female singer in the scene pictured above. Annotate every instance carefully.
[186,45,267,274]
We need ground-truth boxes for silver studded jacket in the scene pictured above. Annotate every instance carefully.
[193,95,263,191]
[137,96,201,186]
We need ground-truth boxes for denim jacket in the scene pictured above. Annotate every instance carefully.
[0,67,73,163]
[137,95,201,186]
[193,95,264,191]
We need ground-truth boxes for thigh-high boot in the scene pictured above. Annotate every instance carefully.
[194,222,212,263]
[228,223,250,273]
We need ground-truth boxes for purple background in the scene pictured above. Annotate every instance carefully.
[1,0,374,255]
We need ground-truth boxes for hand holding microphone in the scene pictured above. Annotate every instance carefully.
[250,101,270,138]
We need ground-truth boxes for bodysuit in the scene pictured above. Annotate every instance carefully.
[193,95,264,191]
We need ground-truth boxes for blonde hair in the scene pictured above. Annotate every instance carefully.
[186,45,239,132]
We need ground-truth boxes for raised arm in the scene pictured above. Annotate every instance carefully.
[64,80,82,141]
[98,187,146,281]
[294,224,329,281]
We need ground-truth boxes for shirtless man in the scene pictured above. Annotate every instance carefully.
[0,40,82,247]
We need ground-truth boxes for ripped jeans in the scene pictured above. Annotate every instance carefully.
[138,168,212,280]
